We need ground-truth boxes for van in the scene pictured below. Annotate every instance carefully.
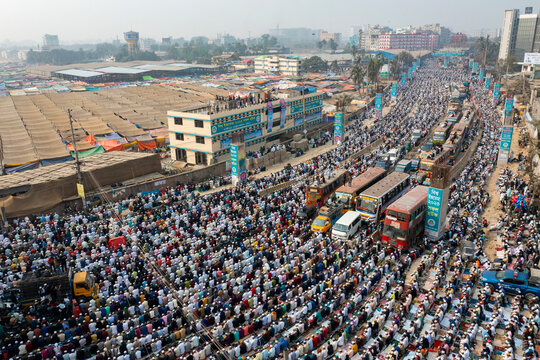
[388,148,399,165]
[332,211,362,240]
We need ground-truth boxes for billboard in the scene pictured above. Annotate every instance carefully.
[375,93,382,118]
[485,77,491,90]
[267,102,273,133]
[230,144,246,184]
[524,53,540,65]
[408,67,413,79]
[425,188,444,233]
[480,68,485,80]
[493,83,501,102]
[500,126,513,151]
[212,114,261,135]
[391,83,397,101]
[334,112,344,144]
[280,99,286,128]
[504,98,513,117]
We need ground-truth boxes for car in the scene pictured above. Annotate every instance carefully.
[298,206,316,220]
[481,268,540,301]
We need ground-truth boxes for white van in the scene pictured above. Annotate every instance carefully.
[331,211,363,240]
[388,148,399,165]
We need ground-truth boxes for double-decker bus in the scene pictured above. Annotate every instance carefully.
[356,172,410,223]
[306,169,349,207]
[418,149,452,178]
[446,101,462,124]
[433,121,453,145]
[382,185,429,249]
[334,168,386,213]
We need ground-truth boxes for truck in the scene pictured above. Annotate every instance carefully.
[481,268,540,302]
[18,269,98,307]
[311,203,345,233]
[395,160,413,173]
[411,129,423,146]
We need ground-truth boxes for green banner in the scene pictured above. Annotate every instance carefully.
[290,99,323,114]
[211,114,261,135]
[70,145,106,158]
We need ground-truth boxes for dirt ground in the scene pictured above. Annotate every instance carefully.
[482,116,526,260]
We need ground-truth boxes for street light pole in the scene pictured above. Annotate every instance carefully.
[68,109,86,210]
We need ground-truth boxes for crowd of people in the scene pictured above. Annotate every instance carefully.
[0,59,538,360]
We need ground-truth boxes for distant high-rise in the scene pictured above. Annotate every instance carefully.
[42,34,59,50]
[498,9,520,61]
[124,31,139,56]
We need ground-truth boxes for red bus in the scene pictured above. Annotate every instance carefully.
[306,169,349,207]
[382,185,429,249]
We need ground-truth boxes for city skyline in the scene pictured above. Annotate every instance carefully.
[0,0,536,46]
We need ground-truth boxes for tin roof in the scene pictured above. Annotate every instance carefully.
[387,185,429,213]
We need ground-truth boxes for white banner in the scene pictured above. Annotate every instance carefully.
[524,53,540,64]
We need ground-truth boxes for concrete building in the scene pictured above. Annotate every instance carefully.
[320,32,342,44]
[167,91,324,165]
[378,32,439,51]
[499,9,521,61]
[515,12,540,61]
[42,34,59,50]
[254,55,301,76]
[360,26,392,51]
[423,24,452,47]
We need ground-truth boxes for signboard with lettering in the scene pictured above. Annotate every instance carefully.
[472,62,478,73]
[334,112,344,144]
[425,188,443,233]
[480,68,485,80]
[290,98,323,114]
[500,126,513,151]
[493,83,501,102]
[230,144,239,177]
[391,83,397,101]
[444,57,449,67]
[267,102,273,133]
[485,77,491,90]
[245,128,262,141]
[375,93,382,118]
[504,98,514,117]
[524,53,540,65]
[230,143,246,184]
[408,68,413,79]
[401,72,406,87]
[280,99,286,128]
[211,114,261,135]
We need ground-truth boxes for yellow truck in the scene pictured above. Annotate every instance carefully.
[18,270,98,307]
[311,204,344,233]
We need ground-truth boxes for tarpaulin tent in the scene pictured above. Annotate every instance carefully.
[40,155,74,167]
[97,139,125,152]
[70,145,106,158]
[137,140,156,151]
[5,162,40,174]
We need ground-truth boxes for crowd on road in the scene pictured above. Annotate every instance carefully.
[0,59,538,360]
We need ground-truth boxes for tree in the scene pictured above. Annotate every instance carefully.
[317,41,324,50]
[350,64,365,90]
[330,60,340,73]
[335,94,354,112]
[329,39,338,52]
[367,56,384,95]
[351,44,358,58]
[470,37,500,67]
[499,55,518,74]
[301,56,328,73]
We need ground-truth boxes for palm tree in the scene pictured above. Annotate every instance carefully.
[335,94,354,112]
[350,64,365,92]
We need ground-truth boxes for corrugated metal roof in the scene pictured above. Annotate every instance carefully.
[387,185,429,213]
[55,69,103,78]
[95,67,149,74]
[337,167,385,193]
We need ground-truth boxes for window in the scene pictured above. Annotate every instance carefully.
[175,133,184,141]
[195,152,207,165]
[174,117,183,125]
[196,136,205,144]
[175,149,187,161]
[195,120,204,128]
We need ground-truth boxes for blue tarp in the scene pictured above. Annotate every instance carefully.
[5,162,40,174]
[40,155,73,167]
[104,132,124,141]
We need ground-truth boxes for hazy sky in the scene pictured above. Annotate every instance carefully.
[1,0,536,44]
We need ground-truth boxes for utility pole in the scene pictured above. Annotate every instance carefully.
[0,135,5,232]
[68,109,86,210]
[483,35,489,68]
[302,79,307,135]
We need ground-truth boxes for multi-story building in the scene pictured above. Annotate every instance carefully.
[167,91,324,165]
[42,34,59,50]
[450,33,468,47]
[320,32,342,44]
[378,32,439,51]
[514,12,540,60]
[499,9,520,60]
[360,26,392,51]
[254,55,301,76]
[423,24,452,47]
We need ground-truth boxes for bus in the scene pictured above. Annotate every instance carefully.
[443,123,468,155]
[382,185,429,249]
[418,149,451,178]
[334,167,386,213]
[446,101,462,124]
[306,169,349,207]
[433,121,453,145]
[356,172,410,223]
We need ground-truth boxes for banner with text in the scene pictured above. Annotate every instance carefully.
[267,102,273,133]
[334,112,344,144]
[391,83,397,101]
[401,72,406,87]
[375,93,383,118]
[504,98,514,117]
[280,99,286,128]
[485,77,491,90]
[493,83,501,103]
